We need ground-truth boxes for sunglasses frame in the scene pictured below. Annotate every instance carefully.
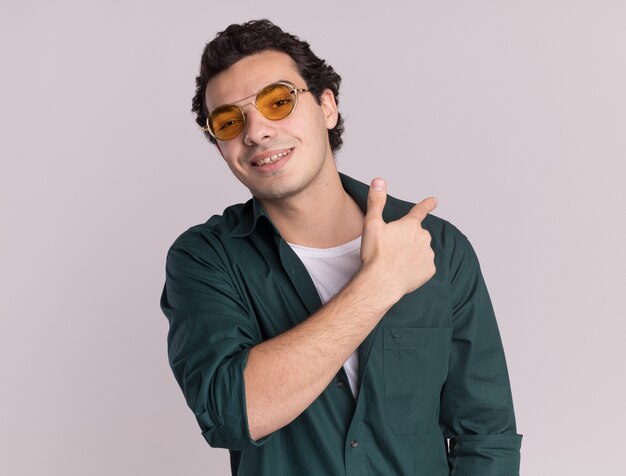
[202,80,310,141]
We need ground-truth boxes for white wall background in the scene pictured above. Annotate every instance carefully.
[1,1,625,474]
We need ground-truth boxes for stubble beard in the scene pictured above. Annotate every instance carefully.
[249,152,330,204]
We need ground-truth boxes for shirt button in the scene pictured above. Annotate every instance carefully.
[336,380,345,388]
[350,440,359,448]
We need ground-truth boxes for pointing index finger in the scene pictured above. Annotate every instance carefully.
[406,196,438,222]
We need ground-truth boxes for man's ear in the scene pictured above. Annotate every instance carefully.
[319,89,339,129]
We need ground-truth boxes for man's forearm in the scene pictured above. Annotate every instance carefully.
[244,264,395,441]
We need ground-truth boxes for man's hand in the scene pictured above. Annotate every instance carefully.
[360,177,438,302]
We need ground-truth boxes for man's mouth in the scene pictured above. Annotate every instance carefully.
[251,148,293,167]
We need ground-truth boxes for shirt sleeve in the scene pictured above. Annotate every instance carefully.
[159,240,272,450]
[439,229,522,475]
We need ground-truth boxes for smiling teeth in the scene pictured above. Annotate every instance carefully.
[255,150,290,166]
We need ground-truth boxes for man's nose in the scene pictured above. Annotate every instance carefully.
[241,103,276,145]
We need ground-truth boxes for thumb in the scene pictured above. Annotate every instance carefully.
[365,178,387,221]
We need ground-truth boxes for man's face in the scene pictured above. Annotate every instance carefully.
[204,50,338,202]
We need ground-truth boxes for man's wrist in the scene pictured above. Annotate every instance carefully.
[349,263,403,314]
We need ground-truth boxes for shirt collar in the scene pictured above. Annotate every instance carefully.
[229,173,370,238]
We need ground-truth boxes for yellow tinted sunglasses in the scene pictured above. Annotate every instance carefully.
[203,81,310,141]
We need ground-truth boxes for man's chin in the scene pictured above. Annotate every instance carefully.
[250,182,301,203]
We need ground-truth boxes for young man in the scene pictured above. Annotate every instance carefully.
[160,19,521,476]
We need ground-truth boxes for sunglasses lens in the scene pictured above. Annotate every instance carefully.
[208,83,298,141]
[257,84,295,120]
[210,105,244,141]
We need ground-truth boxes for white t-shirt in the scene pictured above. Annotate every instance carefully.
[288,236,362,398]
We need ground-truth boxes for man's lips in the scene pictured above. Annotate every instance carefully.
[250,148,294,167]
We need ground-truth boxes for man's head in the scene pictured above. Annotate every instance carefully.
[194,20,345,202]
[192,19,344,154]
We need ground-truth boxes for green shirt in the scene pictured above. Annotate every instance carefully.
[160,173,522,475]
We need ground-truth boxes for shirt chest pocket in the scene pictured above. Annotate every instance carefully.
[383,327,452,435]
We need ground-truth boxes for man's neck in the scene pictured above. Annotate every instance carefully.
[259,170,364,249]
